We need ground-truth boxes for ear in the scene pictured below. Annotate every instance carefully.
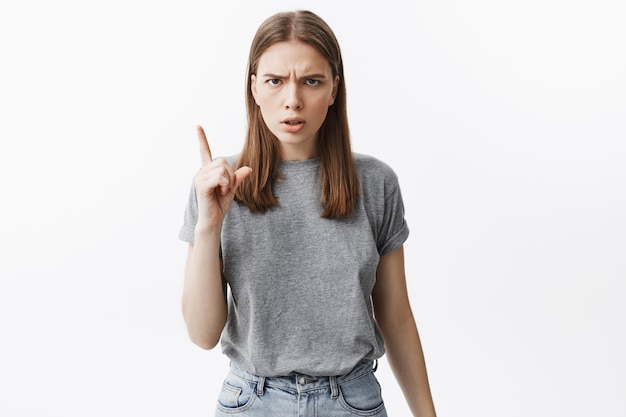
[251,74,259,105]
[329,75,339,106]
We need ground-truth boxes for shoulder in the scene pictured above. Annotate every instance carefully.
[353,152,400,185]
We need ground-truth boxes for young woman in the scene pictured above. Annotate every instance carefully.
[179,10,437,417]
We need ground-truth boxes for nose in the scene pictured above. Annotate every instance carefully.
[284,83,303,110]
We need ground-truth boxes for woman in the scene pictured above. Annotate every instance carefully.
[179,10,436,417]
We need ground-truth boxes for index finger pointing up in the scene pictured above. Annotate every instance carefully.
[196,125,213,166]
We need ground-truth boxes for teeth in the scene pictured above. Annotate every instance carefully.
[286,121,301,125]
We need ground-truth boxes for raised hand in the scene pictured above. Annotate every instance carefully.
[194,125,251,228]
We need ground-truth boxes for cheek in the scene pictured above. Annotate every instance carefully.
[256,99,278,128]
[258,100,277,119]
[312,97,333,117]
[254,96,271,118]
[256,92,278,110]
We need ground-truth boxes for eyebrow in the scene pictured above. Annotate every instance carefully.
[260,73,328,79]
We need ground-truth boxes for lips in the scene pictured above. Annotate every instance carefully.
[281,117,306,133]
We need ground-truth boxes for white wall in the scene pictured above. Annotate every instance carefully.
[1,1,624,416]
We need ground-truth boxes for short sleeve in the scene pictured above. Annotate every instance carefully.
[377,180,409,256]
[354,153,410,256]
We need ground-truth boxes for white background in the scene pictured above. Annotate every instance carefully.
[1,0,625,416]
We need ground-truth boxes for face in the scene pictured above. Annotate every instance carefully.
[251,41,339,160]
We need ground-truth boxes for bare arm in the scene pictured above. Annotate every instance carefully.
[182,238,226,349]
[372,245,437,417]
[181,126,251,349]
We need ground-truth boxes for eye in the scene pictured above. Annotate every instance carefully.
[305,79,320,86]
[267,79,281,86]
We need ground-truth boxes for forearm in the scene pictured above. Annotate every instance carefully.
[381,314,436,417]
[181,224,228,349]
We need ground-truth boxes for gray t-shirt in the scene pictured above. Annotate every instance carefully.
[179,153,409,377]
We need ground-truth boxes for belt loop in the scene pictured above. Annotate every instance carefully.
[256,376,266,396]
[329,375,339,399]
[373,359,378,373]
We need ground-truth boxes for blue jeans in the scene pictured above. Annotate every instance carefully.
[215,360,388,416]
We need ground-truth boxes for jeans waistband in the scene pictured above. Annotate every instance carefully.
[229,360,376,393]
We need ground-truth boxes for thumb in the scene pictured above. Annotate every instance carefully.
[232,166,252,189]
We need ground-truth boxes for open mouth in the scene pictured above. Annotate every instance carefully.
[282,119,306,132]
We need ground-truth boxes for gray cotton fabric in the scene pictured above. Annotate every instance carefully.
[178,153,409,377]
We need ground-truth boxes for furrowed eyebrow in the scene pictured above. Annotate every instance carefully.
[260,73,328,80]
[260,73,287,79]
[301,73,327,79]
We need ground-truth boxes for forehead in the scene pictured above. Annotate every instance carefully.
[256,41,331,74]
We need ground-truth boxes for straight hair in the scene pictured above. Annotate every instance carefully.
[234,10,360,219]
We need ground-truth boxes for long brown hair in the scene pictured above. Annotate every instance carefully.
[234,10,360,219]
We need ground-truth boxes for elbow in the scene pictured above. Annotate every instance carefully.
[181,302,226,350]
[188,332,220,350]
[194,339,220,351]
[183,312,223,350]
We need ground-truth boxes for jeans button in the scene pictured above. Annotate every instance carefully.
[299,377,306,385]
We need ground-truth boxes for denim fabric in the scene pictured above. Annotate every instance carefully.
[215,361,387,416]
